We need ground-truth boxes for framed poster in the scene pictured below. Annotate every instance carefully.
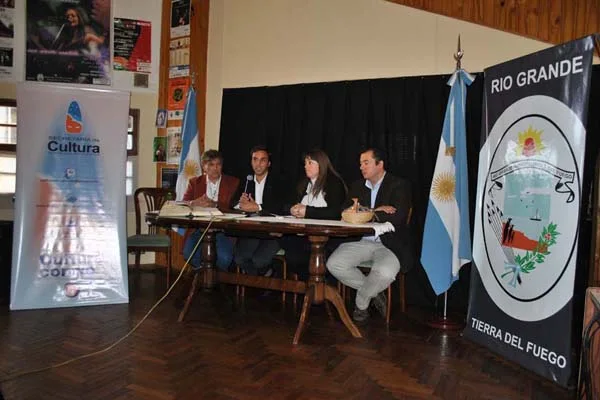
[113,18,151,73]
[160,166,178,190]
[26,0,111,85]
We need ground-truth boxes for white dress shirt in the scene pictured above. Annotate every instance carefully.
[301,179,327,207]
[206,175,221,202]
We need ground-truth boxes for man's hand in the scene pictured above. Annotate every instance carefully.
[239,193,260,212]
[374,205,396,214]
[190,194,216,208]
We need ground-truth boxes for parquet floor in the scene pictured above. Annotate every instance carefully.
[0,269,574,400]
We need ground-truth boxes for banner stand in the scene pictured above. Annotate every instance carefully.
[11,84,130,310]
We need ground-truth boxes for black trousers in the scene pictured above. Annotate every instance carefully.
[234,237,280,275]
[278,235,345,282]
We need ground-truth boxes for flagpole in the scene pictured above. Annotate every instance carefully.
[425,35,467,331]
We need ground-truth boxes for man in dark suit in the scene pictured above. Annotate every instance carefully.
[233,145,284,275]
[182,149,239,271]
[327,148,413,323]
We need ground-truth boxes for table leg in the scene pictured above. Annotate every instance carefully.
[178,272,199,322]
[199,231,217,290]
[291,235,361,344]
[324,285,362,338]
[177,230,217,322]
[292,285,315,345]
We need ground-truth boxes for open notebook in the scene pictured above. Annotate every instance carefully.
[158,201,224,217]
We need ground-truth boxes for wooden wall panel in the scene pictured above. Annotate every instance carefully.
[387,0,600,46]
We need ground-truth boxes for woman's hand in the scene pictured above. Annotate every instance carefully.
[290,203,306,218]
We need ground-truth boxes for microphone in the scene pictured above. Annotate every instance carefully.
[243,175,253,194]
[51,23,66,49]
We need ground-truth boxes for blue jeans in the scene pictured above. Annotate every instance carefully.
[183,230,234,271]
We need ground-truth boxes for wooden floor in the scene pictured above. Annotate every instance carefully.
[0,268,574,400]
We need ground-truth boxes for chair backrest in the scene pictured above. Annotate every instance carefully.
[133,187,176,235]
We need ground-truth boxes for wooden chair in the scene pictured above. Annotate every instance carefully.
[127,187,175,288]
[338,207,412,324]
[235,248,288,303]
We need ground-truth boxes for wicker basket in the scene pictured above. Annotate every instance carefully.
[341,209,374,224]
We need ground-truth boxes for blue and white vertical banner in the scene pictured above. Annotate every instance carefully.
[11,83,130,310]
[465,36,594,386]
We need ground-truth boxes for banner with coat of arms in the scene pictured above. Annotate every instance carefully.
[465,36,595,386]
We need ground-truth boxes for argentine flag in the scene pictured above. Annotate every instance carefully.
[421,69,474,295]
[175,87,201,201]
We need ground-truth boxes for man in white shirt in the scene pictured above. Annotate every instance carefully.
[233,145,284,275]
[327,148,414,323]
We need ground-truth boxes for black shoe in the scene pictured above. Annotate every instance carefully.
[371,292,387,319]
[352,307,369,323]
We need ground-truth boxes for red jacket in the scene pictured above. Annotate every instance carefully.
[180,174,240,248]
[182,174,240,210]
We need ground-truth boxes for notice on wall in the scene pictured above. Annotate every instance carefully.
[0,1,14,80]
[113,18,151,73]
[167,126,182,165]
[168,65,189,78]
[169,36,189,68]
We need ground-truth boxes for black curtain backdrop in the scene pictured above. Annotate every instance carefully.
[218,66,600,314]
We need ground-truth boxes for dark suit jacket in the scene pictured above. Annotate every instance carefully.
[345,173,415,272]
[291,173,346,220]
[232,173,285,216]
[182,174,240,209]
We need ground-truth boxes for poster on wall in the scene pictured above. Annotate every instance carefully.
[160,166,178,190]
[0,0,15,80]
[167,126,181,165]
[170,0,190,39]
[153,136,167,163]
[11,83,130,310]
[168,76,189,111]
[464,36,595,386]
[25,0,111,85]
[113,18,151,73]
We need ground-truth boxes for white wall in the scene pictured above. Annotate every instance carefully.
[204,0,551,149]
